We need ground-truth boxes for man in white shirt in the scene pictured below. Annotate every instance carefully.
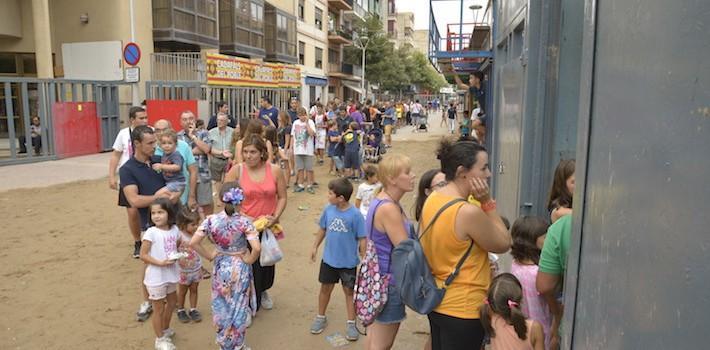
[108,106,149,258]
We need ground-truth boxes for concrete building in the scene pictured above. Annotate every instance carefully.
[386,0,397,45]
[396,11,414,48]
[297,0,329,106]
[326,0,362,101]
[412,29,429,56]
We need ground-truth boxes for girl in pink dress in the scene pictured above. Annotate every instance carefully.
[509,216,552,349]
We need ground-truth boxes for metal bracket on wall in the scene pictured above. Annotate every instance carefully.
[498,161,505,174]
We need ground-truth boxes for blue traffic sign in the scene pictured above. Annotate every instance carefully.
[123,42,141,66]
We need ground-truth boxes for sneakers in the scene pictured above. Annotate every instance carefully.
[306,186,315,194]
[177,309,190,323]
[310,315,327,334]
[133,241,142,259]
[162,328,176,339]
[294,185,305,193]
[345,321,359,341]
[155,337,176,350]
[261,291,273,310]
[189,308,202,322]
[137,301,153,322]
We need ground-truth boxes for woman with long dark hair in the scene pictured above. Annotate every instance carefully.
[546,159,575,223]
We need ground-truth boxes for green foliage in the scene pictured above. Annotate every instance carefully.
[343,14,449,94]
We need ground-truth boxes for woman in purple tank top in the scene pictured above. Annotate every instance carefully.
[365,154,416,350]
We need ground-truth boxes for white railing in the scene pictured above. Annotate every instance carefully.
[150,52,205,82]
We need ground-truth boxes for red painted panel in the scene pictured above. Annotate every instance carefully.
[145,100,198,130]
[52,102,100,158]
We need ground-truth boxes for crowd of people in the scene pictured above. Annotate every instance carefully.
[107,76,575,349]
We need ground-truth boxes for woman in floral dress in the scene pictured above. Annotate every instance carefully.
[190,182,261,350]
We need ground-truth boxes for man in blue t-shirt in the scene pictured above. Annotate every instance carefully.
[119,125,181,323]
[258,96,279,126]
[309,178,366,339]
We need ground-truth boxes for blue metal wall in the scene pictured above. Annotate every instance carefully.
[564,0,710,348]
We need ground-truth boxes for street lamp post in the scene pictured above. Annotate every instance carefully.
[353,32,371,102]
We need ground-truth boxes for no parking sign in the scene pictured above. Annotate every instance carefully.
[123,42,141,66]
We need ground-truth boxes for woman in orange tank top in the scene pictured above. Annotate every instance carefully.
[224,135,287,312]
[420,139,511,350]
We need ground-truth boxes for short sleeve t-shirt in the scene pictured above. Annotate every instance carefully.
[277,125,292,149]
[538,214,572,275]
[208,127,234,152]
[119,157,166,230]
[356,182,381,218]
[382,108,395,125]
[154,140,196,204]
[448,107,456,119]
[327,130,343,157]
[112,127,133,170]
[319,204,367,268]
[291,119,316,155]
[469,82,487,113]
[343,130,360,153]
[142,225,181,287]
[160,151,186,185]
[259,107,279,126]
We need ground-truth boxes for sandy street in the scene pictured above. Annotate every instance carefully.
[0,123,453,350]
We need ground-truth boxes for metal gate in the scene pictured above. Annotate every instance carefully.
[563,0,710,348]
[0,78,124,165]
[146,81,298,125]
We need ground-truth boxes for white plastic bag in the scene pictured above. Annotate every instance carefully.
[260,229,283,266]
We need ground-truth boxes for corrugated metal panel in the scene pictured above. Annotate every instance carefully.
[566,0,710,348]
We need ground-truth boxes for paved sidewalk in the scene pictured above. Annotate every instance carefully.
[0,152,111,192]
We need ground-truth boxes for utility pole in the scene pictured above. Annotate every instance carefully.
[129,0,139,106]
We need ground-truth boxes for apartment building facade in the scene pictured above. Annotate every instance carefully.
[396,11,414,48]
[297,0,329,106]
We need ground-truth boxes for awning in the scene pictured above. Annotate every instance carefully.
[305,76,328,86]
[342,80,364,95]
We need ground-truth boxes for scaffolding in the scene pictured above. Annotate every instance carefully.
[428,0,494,77]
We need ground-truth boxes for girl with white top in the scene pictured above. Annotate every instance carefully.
[140,198,181,350]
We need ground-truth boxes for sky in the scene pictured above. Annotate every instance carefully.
[396,0,490,33]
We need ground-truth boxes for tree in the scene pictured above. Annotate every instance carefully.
[344,15,448,96]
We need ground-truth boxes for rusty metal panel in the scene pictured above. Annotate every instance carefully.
[566,0,710,348]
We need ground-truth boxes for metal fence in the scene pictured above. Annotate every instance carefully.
[0,77,123,166]
[150,52,205,82]
[146,81,298,125]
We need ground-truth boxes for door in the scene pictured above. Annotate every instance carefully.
[96,85,120,151]
[493,22,526,221]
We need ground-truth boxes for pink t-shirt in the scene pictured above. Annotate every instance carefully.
[511,260,552,349]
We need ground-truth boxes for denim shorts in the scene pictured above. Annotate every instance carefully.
[375,282,406,324]
[332,155,344,170]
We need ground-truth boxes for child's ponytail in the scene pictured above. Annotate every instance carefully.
[483,273,529,340]
[480,300,495,338]
[220,181,245,216]
[508,300,528,340]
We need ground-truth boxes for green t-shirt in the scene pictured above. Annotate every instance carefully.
[538,214,572,275]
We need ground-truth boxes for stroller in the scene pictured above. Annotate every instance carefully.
[417,111,429,132]
[362,126,385,163]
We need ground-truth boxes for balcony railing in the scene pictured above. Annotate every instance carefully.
[344,2,367,20]
[329,63,362,78]
[150,52,205,81]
